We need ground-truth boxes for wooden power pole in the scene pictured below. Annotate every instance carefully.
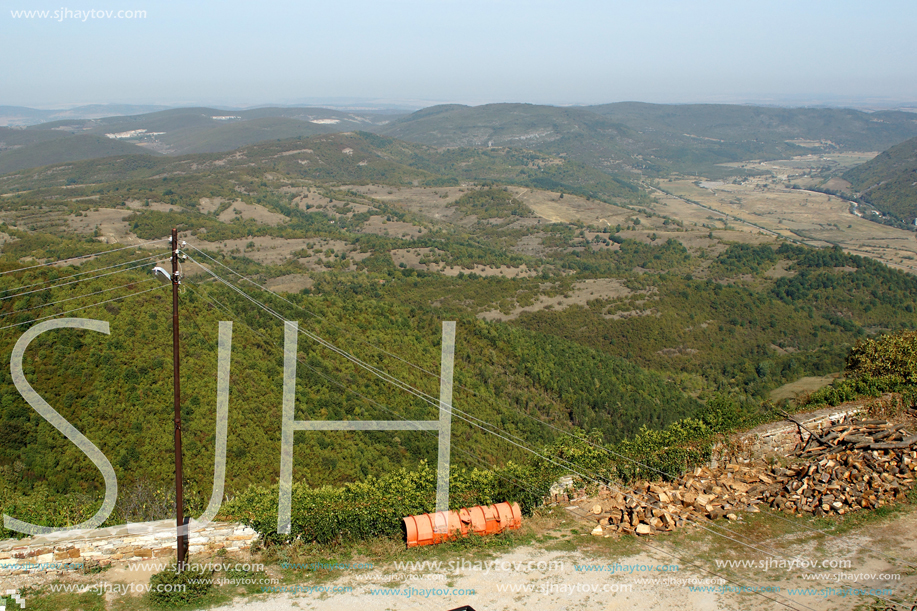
[171,227,187,568]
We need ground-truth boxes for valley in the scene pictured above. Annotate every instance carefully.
[1,103,916,611]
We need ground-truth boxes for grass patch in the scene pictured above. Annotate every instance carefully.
[1,587,105,611]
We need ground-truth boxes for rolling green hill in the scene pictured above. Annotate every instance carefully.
[0,236,702,504]
[378,102,646,173]
[0,134,154,176]
[0,131,648,208]
[589,102,917,152]
[379,102,917,178]
[843,136,917,223]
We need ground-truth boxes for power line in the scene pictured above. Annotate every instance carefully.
[185,277,872,610]
[184,281,546,509]
[186,245,444,379]
[0,284,168,332]
[0,238,168,276]
[184,252,913,608]
[0,258,159,302]
[0,277,157,321]
[190,246,917,573]
[183,280,820,609]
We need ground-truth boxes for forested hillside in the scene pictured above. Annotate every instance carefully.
[844,135,917,223]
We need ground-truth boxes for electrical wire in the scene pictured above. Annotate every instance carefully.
[0,284,168,332]
[0,238,168,276]
[0,258,159,302]
[184,254,912,609]
[0,277,157,321]
[183,280,822,610]
[185,245,917,573]
[186,279,879,611]
[183,281,547,510]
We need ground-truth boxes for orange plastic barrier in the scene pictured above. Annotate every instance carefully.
[492,501,522,530]
[403,510,463,548]
[404,502,521,547]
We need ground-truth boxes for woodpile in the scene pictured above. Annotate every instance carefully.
[788,414,917,454]
[555,417,917,537]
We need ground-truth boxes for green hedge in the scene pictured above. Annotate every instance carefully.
[0,479,107,539]
[221,461,554,546]
[148,563,213,607]
[220,395,764,546]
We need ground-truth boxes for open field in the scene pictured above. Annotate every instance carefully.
[647,152,917,275]
[768,374,843,403]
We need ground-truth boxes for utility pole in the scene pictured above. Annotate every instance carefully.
[171,227,186,569]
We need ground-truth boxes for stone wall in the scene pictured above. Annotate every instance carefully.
[735,404,864,458]
[0,519,257,575]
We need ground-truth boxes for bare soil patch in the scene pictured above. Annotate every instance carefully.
[266,274,313,293]
[201,237,314,265]
[360,215,424,238]
[124,199,180,213]
[198,197,226,214]
[217,201,288,226]
[65,208,144,245]
[345,185,468,219]
[507,186,654,229]
[479,278,634,321]
[768,373,843,403]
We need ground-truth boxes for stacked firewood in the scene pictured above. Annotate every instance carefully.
[794,417,917,455]
[555,417,917,537]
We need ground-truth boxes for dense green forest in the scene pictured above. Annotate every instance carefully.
[0,242,701,518]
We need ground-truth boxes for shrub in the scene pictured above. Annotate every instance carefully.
[846,330,917,384]
[221,461,553,546]
[148,563,213,607]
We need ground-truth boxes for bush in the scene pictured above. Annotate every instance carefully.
[846,330,917,384]
[221,461,553,546]
[148,563,213,607]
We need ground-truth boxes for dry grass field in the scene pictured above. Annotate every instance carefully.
[646,152,917,274]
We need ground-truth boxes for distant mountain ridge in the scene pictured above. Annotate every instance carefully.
[4,102,917,178]
[0,104,171,127]
[379,102,917,176]
[0,131,156,176]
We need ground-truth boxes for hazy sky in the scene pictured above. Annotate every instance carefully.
[2,0,915,108]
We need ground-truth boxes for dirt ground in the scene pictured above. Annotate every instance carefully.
[265,274,313,293]
[11,503,909,611]
[217,201,288,226]
[508,187,666,231]
[478,278,636,321]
